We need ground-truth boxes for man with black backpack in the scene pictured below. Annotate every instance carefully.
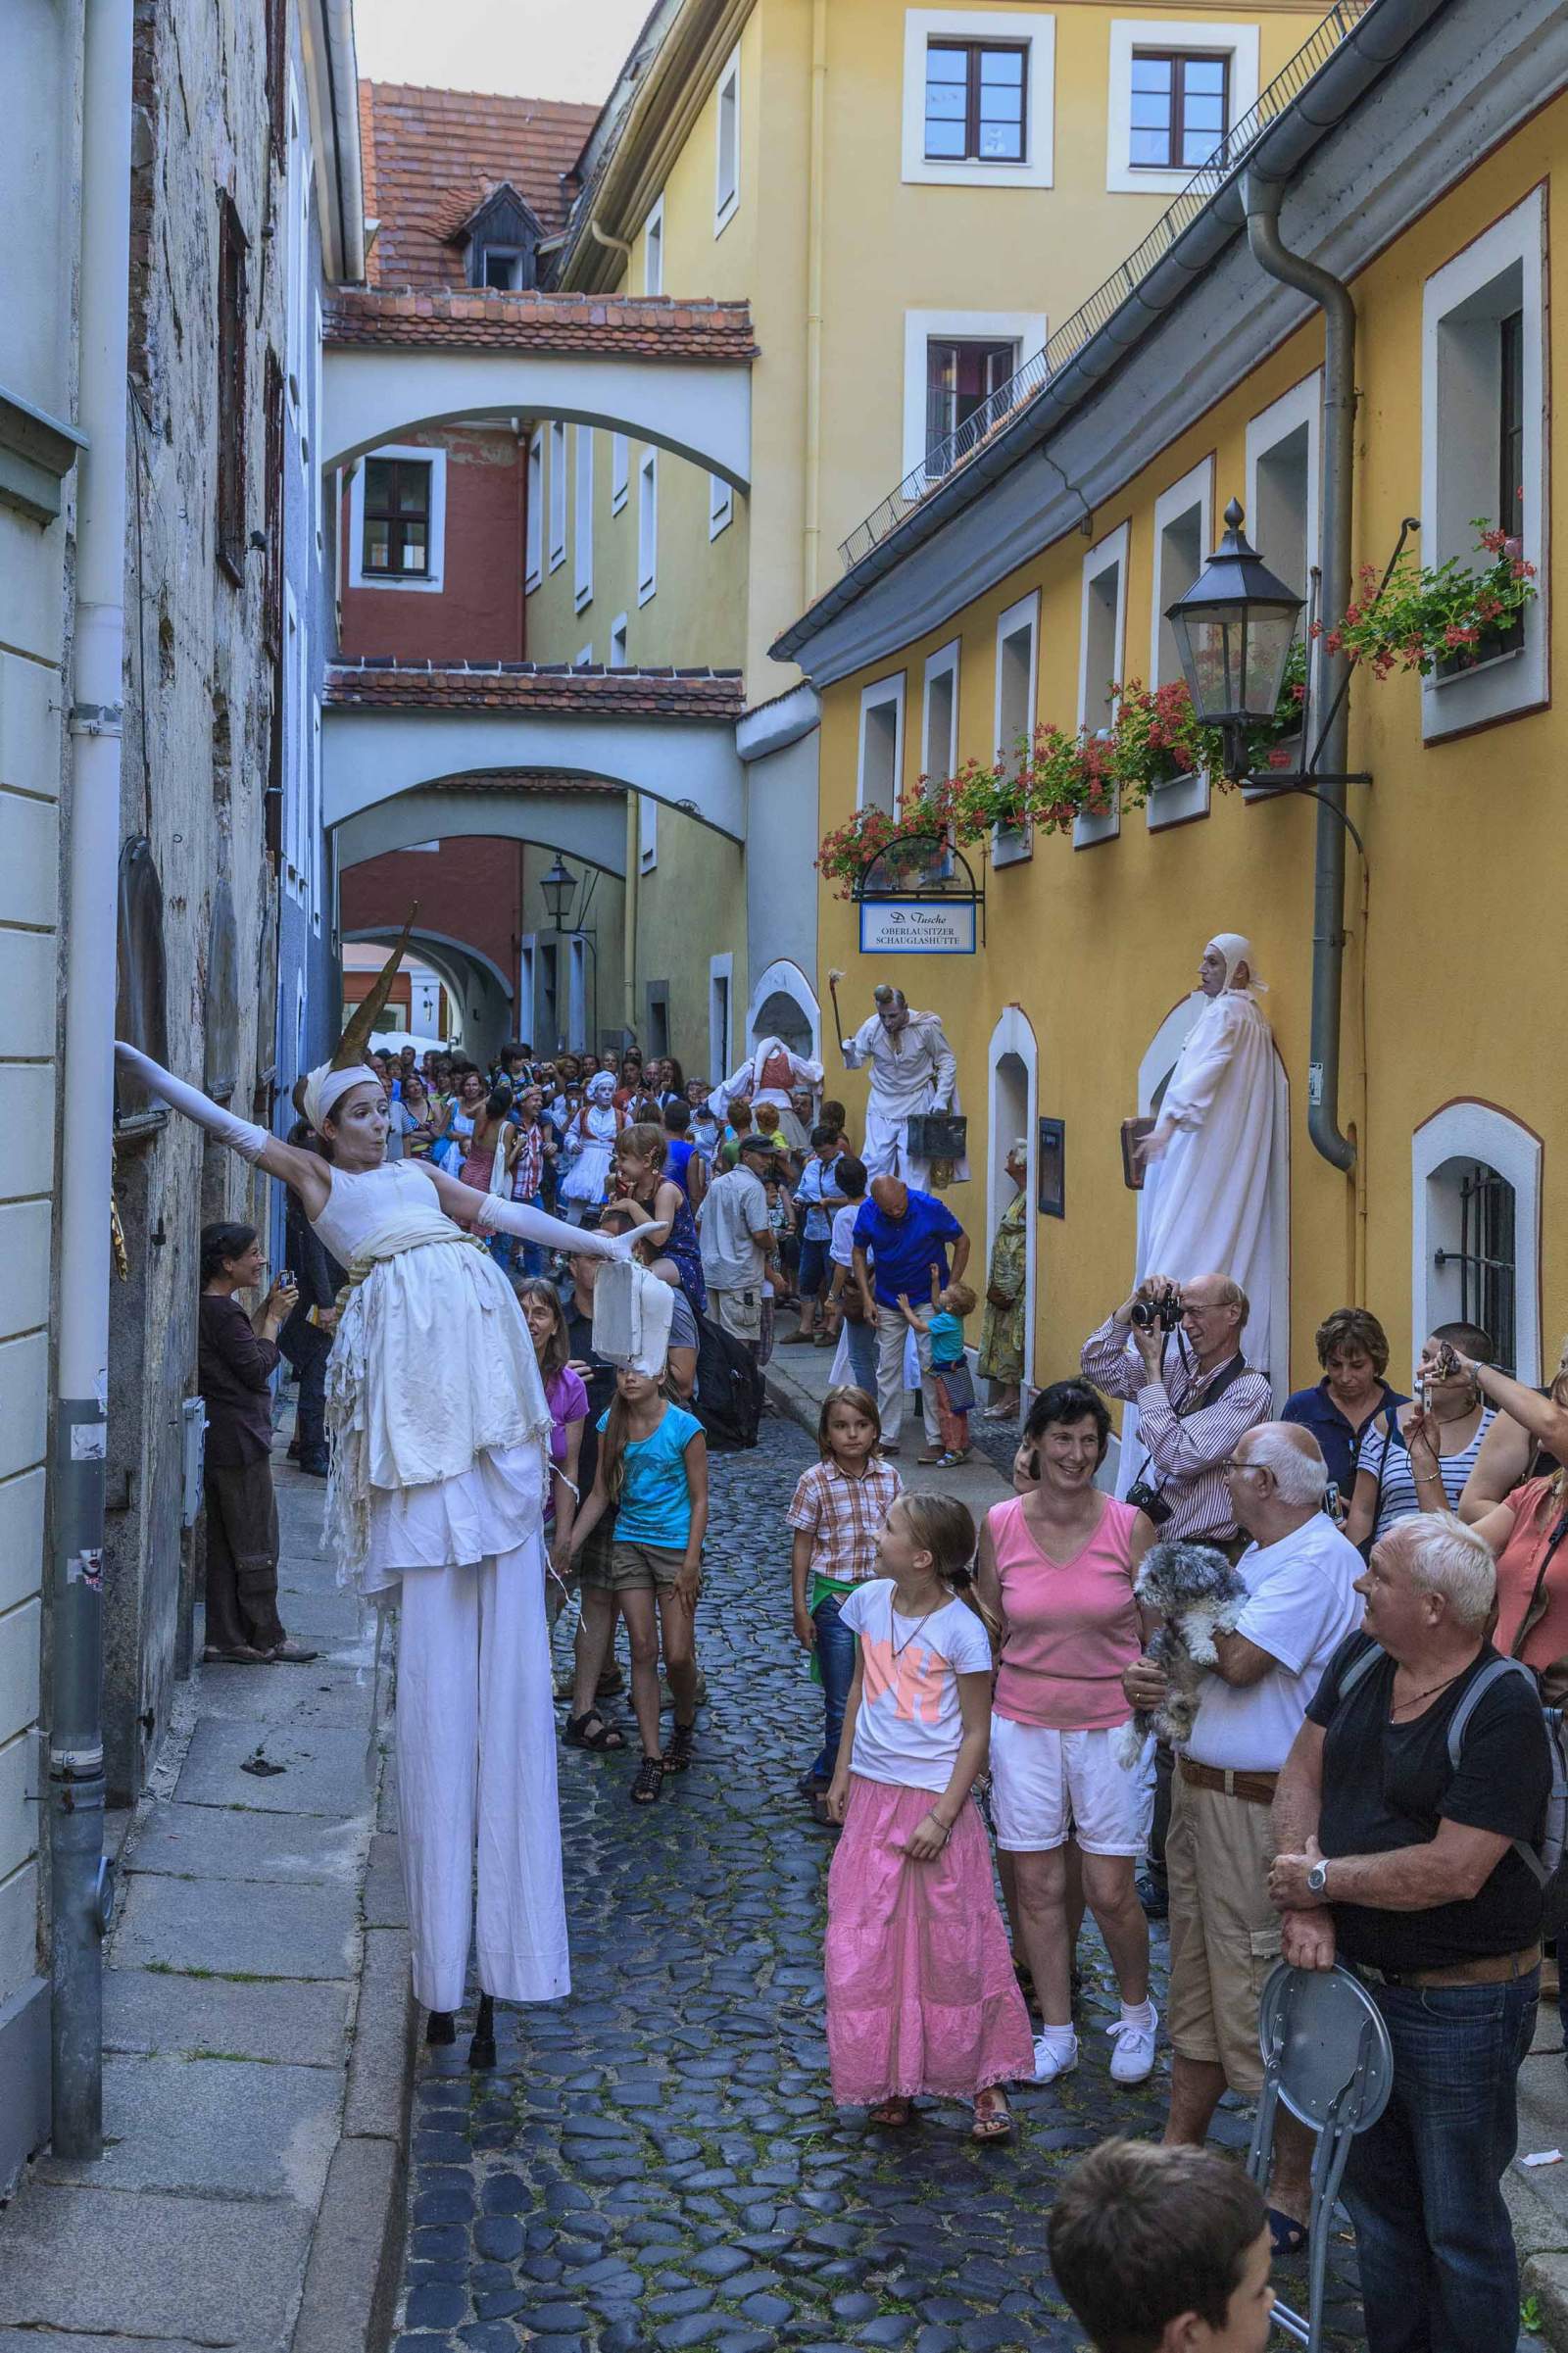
[1270,1511,1552,2353]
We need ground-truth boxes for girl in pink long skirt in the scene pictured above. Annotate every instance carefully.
[825,1494,1034,2140]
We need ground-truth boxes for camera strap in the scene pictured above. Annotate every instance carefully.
[1133,1348,1249,1506]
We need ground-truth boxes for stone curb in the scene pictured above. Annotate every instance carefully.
[1524,2251,1568,2350]
[290,1793,417,2353]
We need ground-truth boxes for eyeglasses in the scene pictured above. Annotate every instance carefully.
[1220,1457,1264,1477]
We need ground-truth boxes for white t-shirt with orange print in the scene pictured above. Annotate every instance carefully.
[838,1578,994,1794]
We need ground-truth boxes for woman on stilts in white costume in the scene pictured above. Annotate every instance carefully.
[114,933,628,2066]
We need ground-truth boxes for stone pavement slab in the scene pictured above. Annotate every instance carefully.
[129,1795,368,1884]
[111,1859,363,1980]
[0,2183,312,2347]
[43,2052,342,2205]
[104,1964,351,2067]
[173,1711,373,1815]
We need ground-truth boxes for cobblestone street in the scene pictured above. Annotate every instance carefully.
[393,1410,1367,2353]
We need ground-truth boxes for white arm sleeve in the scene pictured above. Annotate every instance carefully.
[116,1041,268,1162]
[471,1190,630,1260]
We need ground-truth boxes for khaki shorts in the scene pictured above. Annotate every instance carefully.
[709,1286,761,1345]
[1165,1770,1282,2096]
[584,1539,693,1594]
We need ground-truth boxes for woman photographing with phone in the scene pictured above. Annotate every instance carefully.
[197,1223,318,1667]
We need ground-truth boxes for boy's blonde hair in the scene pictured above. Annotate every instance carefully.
[942,1280,977,1319]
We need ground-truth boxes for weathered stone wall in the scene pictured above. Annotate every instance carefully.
[105,0,286,1799]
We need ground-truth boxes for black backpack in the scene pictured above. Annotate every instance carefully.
[694,1315,764,1451]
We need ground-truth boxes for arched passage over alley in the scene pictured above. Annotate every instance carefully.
[322,662,748,845]
[332,782,630,877]
[322,290,756,490]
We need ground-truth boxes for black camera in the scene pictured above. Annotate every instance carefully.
[1130,1285,1183,1331]
[1126,1480,1172,1526]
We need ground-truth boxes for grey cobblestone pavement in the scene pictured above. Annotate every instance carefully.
[392,1410,1368,2353]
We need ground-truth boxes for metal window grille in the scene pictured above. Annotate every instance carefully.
[1436,1164,1517,1374]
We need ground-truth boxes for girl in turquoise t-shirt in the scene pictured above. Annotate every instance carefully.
[561,1368,709,1806]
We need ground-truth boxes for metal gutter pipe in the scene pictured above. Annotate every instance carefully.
[52,0,134,2160]
[801,0,828,605]
[1244,172,1357,1175]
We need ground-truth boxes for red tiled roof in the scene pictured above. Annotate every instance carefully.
[324,661,746,723]
[360,81,599,291]
[387,770,625,798]
[324,288,758,362]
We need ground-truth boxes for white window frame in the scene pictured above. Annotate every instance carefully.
[639,795,659,874]
[1411,1101,1542,1385]
[348,445,448,594]
[857,672,907,815]
[519,933,537,1037]
[713,45,741,235]
[610,613,629,668]
[612,433,629,515]
[1074,521,1129,848]
[991,590,1039,867]
[477,245,525,289]
[902,309,1048,483]
[567,936,588,1049]
[575,643,594,667]
[1146,455,1213,831]
[637,449,659,605]
[549,419,567,571]
[311,291,323,546]
[574,426,594,612]
[921,638,961,787]
[282,581,303,900]
[1420,185,1548,743]
[643,194,665,294]
[1105,19,1259,196]
[902,10,1056,190]
[710,473,734,540]
[1243,371,1320,800]
[310,696,323,929]
[525,430,544,590]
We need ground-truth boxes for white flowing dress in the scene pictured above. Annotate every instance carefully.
[1138,989,1277,1386]
[311,1157,567,2010]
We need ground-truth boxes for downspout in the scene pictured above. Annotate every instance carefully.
[801,0,827,605]
[53,0,134,2160]
[589,216,634,275]
[1244,172,1356,1177]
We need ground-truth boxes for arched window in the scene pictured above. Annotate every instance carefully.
[1413,1103,1540,1380]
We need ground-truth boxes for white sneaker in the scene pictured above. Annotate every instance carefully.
[1031,2032,1079,2084]
[1107,2005,1159,2085]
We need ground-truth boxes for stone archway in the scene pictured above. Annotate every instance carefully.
[746,958,822,1065]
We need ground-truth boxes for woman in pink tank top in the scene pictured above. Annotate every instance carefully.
[976,1380,1158,2092]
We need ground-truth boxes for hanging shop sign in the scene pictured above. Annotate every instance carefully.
[854,832,983,956]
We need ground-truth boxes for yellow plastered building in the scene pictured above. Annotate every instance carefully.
[773,0,1564,1430]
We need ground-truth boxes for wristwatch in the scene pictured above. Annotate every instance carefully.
[1306,1857,1330,1896]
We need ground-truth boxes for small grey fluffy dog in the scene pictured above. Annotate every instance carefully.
[1117,1539,1250,1768]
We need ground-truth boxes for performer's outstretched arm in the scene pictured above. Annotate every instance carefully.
[419,1159,628,1260]
[114,1042,330,1214]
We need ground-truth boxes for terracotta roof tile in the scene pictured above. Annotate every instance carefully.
[324,288,758,363]
[324,661,746,723]
[361,81,598,291]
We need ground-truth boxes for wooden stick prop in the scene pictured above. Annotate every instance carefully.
[826,969,851,1069]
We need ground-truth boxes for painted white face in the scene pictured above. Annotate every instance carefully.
[1200,947,1228,997]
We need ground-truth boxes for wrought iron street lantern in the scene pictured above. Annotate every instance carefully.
[1165,496,1304,779]
[540,855,576,930]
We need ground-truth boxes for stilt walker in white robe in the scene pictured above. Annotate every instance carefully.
[710,1034,824,1152]
[840,985,968,1191]
[113,929,627,2061]
[1135,930,1277,1388]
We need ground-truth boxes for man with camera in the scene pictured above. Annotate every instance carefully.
[1083,1273,1273,1914]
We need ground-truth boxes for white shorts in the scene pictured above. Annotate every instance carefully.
[990,1714,1152,1856]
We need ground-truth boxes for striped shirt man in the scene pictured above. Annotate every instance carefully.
[1080,1316,1272,1544]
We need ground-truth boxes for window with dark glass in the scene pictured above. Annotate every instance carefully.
[1129,50,1230,172]
[362,459,432,578]
[924,41,1027,164]
[216,196,248,581]
[926,339,1017,466]
[1434,1162,1517,1375]
[481,247,523,290]
[1499,307,1524,538]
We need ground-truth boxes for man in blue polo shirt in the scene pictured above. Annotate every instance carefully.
[853,1175,969,1457]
